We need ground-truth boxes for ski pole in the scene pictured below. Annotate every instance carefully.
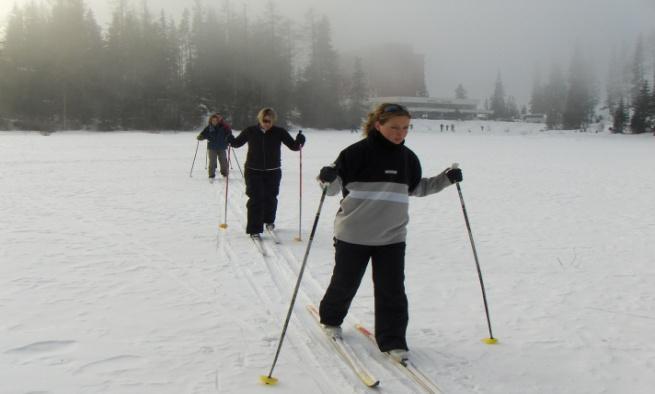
[219,148,231,229]
[205,148,208,170]
[451,163,497,344]
[260,186,329,385]
[231,145,244,178]
[190,140,199,177]
[295,132,303,241]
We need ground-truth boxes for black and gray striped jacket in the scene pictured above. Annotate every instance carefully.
[324,130,452,246]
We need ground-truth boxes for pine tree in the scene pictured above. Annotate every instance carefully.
[544,63,567,129]
[1,3,51,128]
[612,98,627,133]
[563,47,598,130]
[630,79,651,133]
[650,75,655,132]
[297,16,343,128]
[253,2,295,127]
[346,57,368,130]
[630,35,646,106]
[606,47,624,115]
[490,72,507,120]
[47,0,104,129]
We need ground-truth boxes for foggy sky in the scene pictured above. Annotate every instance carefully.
[2,0,654,104]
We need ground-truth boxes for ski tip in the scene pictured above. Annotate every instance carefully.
[259,375,279,385]
[483,337,499,344]
[219,223,228,229]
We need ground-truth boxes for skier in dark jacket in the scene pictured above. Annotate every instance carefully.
[197,113,233,181]
[316,103,463,361]
[227,107,305,238]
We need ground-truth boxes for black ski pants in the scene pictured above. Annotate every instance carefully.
[244,168,281,234]
[319,239,409,352]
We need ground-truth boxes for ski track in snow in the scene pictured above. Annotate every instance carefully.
[217,172,368,393]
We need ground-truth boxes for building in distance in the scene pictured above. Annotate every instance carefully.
[369,96,491,120]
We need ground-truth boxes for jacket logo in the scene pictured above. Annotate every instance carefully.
[384,170,398,175]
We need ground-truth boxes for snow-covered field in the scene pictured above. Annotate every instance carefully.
[1,121,654,393]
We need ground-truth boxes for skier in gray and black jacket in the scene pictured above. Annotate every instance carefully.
[316,103,463,361]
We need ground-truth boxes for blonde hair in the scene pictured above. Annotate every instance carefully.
[257,107,277,124]
[362,103,411,136]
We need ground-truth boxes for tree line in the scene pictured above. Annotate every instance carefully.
[0,0,368,131]
[484,34,655,133]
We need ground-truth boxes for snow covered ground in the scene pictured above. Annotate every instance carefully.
[1,121,654,393]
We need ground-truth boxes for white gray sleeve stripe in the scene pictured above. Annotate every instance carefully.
[347,189,409,204]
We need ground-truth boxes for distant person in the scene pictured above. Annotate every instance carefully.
[445,125,449,131]
[227,108,305,238]
[196,113,232,182]
[451,123,455,132]
[440,123,444,132]
[316,103,463,362]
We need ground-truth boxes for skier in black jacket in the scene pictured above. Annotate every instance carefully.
[316,103,463,361]
[196,113,233,181]
[227,107,305,238]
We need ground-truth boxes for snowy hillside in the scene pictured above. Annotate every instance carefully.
[1,121,654,393]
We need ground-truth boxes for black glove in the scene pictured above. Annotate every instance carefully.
[318,166,338,183]
[225,134,235,145]
[196,134,203,141]
[446,168,463,183]
[295,131,306,146]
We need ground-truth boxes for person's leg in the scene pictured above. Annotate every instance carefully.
[371,242,409,352]
[262,169,281,225]
[319,240,371,326]
[217,149,229,177]
[208,149,218,178]
[244,169,264,234]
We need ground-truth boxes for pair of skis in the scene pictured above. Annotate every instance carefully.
[307,305,443,393]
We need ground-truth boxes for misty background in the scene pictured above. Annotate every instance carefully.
[0,0,654,131]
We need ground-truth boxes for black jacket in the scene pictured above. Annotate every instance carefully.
[231,125,301,170]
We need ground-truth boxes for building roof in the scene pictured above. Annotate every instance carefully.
[371,96,480,107]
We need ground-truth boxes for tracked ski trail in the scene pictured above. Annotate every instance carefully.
[216,176,357,392]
